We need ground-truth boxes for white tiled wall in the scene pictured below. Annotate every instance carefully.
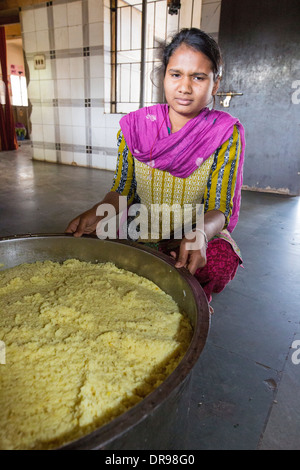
[21,0,121,171]
[20,0,221,171]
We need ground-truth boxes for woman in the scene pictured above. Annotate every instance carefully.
[65,28,245,312]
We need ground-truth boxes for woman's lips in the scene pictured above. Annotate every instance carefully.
[175,98,193,105]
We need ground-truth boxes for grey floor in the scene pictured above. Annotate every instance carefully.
[1,142,300,450]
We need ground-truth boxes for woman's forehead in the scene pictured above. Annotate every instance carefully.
[167,45,214,73]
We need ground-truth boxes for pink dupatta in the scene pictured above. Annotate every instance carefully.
[120,104,245,232]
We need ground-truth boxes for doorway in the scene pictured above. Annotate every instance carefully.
[0,10,29,143]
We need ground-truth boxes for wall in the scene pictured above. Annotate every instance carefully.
[6,37,25,73]
[20,0,119,170]
[217,0,300,195]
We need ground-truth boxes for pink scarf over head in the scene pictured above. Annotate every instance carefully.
[120,104,245,232]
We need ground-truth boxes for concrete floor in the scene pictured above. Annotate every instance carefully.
[1,141,300,450]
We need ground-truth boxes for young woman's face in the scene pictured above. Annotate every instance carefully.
[164,44,220,127]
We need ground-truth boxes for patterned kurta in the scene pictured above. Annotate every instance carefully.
[110,124,242,259]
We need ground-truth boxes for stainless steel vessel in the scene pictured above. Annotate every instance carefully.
[0,234,210,450]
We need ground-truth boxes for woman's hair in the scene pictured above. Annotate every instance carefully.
[162,28,223,81]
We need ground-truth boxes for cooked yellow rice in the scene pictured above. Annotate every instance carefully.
[0,259,192,449]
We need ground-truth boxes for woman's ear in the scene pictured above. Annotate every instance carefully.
[212,77,221,96]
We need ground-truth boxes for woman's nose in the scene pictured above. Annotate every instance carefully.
[178,77,192,93]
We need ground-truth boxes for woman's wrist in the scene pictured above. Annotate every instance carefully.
[203,210,226,241]
[193,228,208,249]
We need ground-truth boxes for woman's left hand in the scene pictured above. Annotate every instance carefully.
[170,232,207,275]
[170,210,226,275]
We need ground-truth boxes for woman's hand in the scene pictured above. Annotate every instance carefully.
[170,231,207,275]
[65,192,123,238]
[65,206,101,237]
[170,210,226,275]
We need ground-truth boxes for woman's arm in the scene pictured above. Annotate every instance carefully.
[204,125,241,228]
[173,126,242,275]
[65,191,123,237]
[171,209,225,275]
[65,130,137,237]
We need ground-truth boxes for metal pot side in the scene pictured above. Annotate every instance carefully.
[0,234,210,450]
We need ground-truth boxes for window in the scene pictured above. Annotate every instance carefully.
[0,80,5,105]
[111,0,201,113]
[10,75,28,106]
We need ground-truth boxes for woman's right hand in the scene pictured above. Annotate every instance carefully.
[65,206,101,237]
[65,192,123,238]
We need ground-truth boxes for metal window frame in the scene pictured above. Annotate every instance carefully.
[111,0,147,113]
[111,0,192,113]
[110,0,117,114]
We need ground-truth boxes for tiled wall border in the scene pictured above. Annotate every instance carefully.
[25,46,104,61]
[21,0,82,11]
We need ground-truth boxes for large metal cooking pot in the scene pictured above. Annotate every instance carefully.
[0,234,210,450]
